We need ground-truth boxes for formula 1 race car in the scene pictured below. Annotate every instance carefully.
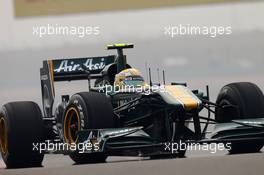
[1,43,264,168]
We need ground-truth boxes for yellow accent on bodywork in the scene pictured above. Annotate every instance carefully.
[106,43,134,49]
[48,59,55,97]
[165,85,199,110]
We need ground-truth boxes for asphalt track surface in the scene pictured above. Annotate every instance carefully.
[1,148,264,175]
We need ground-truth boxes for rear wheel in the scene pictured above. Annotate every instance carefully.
[63,92,115,164]
[215,82,264,154]
[0,102,44,168]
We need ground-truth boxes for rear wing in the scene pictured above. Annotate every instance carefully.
[40,55,115,118]
[40,43,134,118]
[43,55,116,82]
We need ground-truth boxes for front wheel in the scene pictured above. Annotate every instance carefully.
[215,82,264,154]
[62,92,115,164]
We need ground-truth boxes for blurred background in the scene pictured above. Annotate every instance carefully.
[0,0,264,107]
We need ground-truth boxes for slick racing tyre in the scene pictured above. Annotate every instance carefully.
[216,82,264,154]
[0,102,44,168]
[63,92,115,164]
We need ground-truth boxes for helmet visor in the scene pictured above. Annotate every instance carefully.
[123,76,145,87]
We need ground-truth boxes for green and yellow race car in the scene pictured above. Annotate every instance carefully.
[1,44,264,168]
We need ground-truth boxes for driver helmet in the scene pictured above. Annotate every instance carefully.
[114,68,147,88]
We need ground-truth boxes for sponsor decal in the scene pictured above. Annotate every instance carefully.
[52,56,115,75]
[54,58,106,73]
